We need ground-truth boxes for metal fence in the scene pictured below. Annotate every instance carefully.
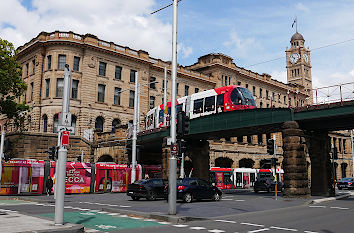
[313,82,354,105]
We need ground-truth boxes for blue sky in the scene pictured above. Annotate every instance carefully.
[1,0,354,88]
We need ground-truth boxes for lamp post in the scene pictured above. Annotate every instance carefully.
[351,129,354,177]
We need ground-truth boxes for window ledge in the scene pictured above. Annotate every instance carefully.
[97,75,108,79]
[95,101,108,105]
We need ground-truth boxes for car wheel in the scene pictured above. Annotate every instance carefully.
[183,193,193,203]
[147,191,157,201]
[213,192,221,201]
[131,196,140,201]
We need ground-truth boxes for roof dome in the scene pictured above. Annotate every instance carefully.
[291,32,304,41]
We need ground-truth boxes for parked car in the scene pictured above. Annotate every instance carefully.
[254,178,283,193]
[127,178,167,201]
[166,178,222,203]
[337,177,354,190]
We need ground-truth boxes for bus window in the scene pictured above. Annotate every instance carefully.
[193,99,203,114]
[217,94,224,113]
[204,96,215,112]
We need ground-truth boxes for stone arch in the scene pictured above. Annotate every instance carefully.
[112,118,121,132]
[239,158,255,168]
[97,154,114,162]
[95,116,105,132]
[215,157,233,168]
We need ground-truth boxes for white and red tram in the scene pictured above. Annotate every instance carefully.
[145,85,256,130]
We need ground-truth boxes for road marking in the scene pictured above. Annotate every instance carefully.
[119,214,128,217]
[80,208,90,211]
[235,200,245,202]
[64,206,73,209]
[108,213,119,216]
[241,222,265,227]
[214,220,236,223]
[190,226,206,230]
[143,219,156,222]
[119,205,131,208]
[85,229,100,232]
[208,229,225,233]
[309,206,326,208]
[248,228,270,233]
[97,211,108,214]
[158,221,171,224]
[222,198,234,201]
[330,206,349,210]
[304,231,319,233]
[270,226,298,231]
[107,204,118,207]
[173,224,189,227]
[131,217,142,220]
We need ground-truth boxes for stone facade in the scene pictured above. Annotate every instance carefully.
[2,30,351,183]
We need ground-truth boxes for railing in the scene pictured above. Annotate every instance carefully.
[313,82,354,105]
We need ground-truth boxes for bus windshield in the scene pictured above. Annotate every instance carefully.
[238,87,256,107]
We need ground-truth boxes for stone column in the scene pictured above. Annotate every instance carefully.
[282,121,310,197]
[306,131,333,196]
[189,140,210,181]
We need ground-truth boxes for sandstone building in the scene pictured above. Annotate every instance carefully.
[3,30,352,181]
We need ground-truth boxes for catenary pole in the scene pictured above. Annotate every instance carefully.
[131,71,139,183]
[163,67,167,126]
[351,129,354,176]
[0,129,5,188]
[54,64,71,225]
[168,0,178,215]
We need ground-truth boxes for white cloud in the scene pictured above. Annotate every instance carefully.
[296,3,310,13]
[223,30,259,59]
[270,70,287,83]
[0,0,179,61]
[178,43,193,58]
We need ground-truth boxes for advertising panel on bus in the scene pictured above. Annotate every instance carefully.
[95,163,142,193]
[50,161,92,194]
[0,160,45,195]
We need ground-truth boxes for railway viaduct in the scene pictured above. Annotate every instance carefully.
[136,101,354,197]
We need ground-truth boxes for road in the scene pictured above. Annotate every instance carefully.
[0,190,353,232]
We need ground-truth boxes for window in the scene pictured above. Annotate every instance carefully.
[247,135,252,144]
[112,119,121,132]
[257,134,263,145]
[43,115,48,132]
[130,70,136,82]
[149,96,155,109]
[195,88,199,93]
[30,82,34,101]
[259,88,262,98]
[58,54,66,70]
[184,85,189,96]
[253,86,256,96]
[53,114,59,133]
[114,87,121,105]
[162,80,168,90]
[73,56,80,71]
[176,83,179,95]
[238,81,241,86]
[237,136,243,143]
[26,63,29,77]
[224,76,228,86]
[204,96,215,112]
[47,55,52,70]
[95,117,104,132]
[115,66,122,80]
[56,78,64,97]
[129,90,135,107]
[289,97,292,106]
[284,96,287,104]
[216,94,224,113]
[246,84,249,89]
[99,62,106,76]
[97,84,105,102]
[278,94,281,103]
[32,59,35,74]
[272,92,275,101]
[193,99,203,114]
[45,79,50,98]
[260,102,263,108]
[150,77,156,89]
[72,80,79,99]
[266,90,269,100]
[71,115,77,135]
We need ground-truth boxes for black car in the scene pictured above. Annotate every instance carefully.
[337,177,354,190]
[127,178,167,201]
[168,178,222,203]
[254,178,283,193]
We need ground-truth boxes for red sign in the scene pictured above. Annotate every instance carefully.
[61,131,69,146]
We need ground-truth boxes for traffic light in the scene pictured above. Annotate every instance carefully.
[3,139,12,162]
[178,139,187,158]
[177,111,184,138]
[46,146,56,160]
[183,114,190,136]
[267,139,275,155]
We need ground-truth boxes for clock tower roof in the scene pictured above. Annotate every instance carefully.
[291,32,304,41]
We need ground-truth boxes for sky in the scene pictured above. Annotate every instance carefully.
[1,0,354,89]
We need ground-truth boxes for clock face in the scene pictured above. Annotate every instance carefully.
[303,54,309,63]
[290,53,300,64]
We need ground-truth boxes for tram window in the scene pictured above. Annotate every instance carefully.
[176,104,183,114]
[193,99,203,114]
[230,88,243,105]
[159,110,164,123]
[224,173,232,184]
[216,94,224,113]
[204,96,216,112]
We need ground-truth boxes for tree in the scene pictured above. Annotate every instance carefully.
[0,38,29,128]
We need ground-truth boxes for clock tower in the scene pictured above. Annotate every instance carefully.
[286,32,312,97]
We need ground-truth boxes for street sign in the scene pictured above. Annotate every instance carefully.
[171,143,178,153]
[58,125,75,133]
[59,112,72,126]
[61,131,69,146]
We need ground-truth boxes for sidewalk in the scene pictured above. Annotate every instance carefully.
[0,207,84,233]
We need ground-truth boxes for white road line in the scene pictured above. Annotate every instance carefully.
[308,206,326,208]
[119,214,128,217]
[97,211,108,214]
[235,200,245,202]
[85,229,100,232]
[173,224,189,228]
[130,217,142,220]
[190,226,206,230]
[108,213,118,216]
[330,206,349,210]
[80,208,90,211]
[143,219,156,222]
[248,228,270,233]
[270,226,298,231]
[304,231,319,233]
[241,223,265,227]
[107,204,118,207]
[158,221,171,224]
[214,220,236,223]
[208,229,225,233]
[119,205,131,208]
[222,198,234,201]
[64,206,73,209]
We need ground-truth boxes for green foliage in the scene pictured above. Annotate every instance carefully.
[0,38,29,126]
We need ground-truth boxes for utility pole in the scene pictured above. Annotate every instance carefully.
[168,0,178,215]
[163,67,167,127]
[273,135,277,200]
[131,71,139,183]
[54,64,71,225]
[351,129,354,177]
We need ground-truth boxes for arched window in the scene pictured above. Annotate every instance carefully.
[71,115,77,135]
[53,114,59,133]
[43,115,48,132]
[95,116,104,132]
[112,118,121,132]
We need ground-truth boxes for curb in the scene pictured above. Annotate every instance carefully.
[310,193,353,204]
[34,224,84,233]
